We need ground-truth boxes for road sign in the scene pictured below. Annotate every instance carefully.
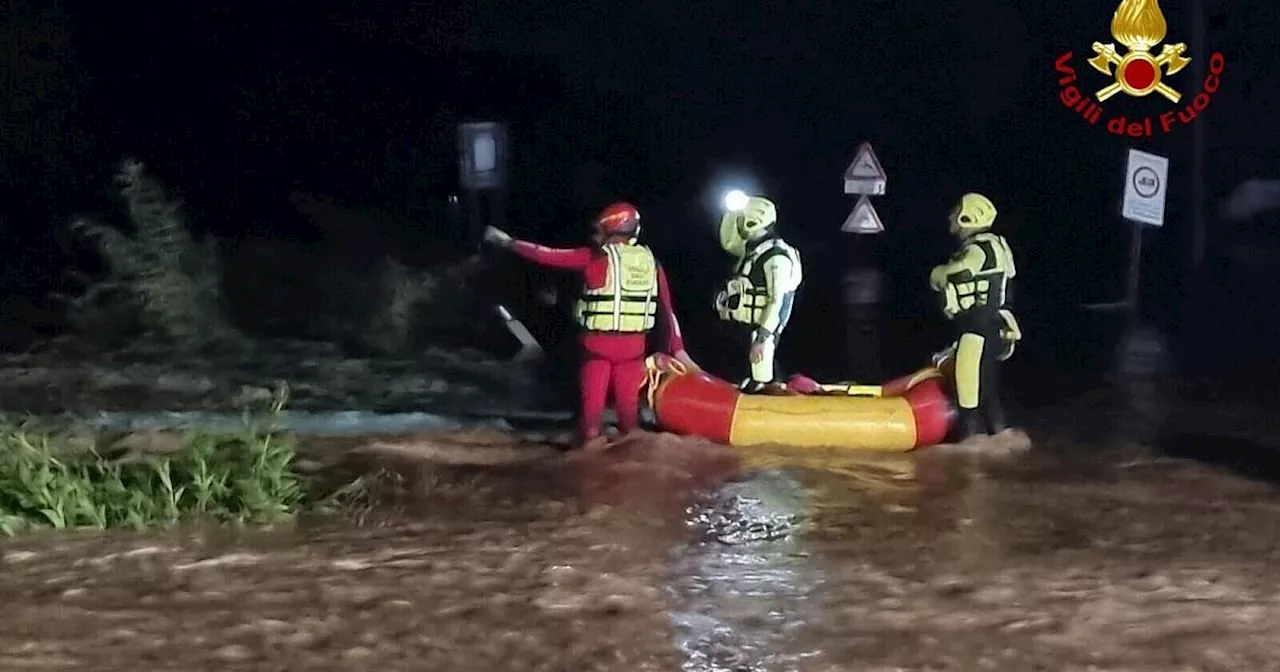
[457,122,508,190]
[1122,148,1168,227]
[841,195,884,234]
[843,142,887,195]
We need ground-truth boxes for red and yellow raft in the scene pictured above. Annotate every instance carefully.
[643,356,955,451]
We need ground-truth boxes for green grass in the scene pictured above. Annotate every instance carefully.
[0,386,350,536]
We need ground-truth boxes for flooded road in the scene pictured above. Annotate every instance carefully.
[4,429,1280,671]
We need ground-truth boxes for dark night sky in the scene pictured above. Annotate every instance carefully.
[2,0,1278,372]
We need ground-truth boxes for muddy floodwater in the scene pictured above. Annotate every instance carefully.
[4,429,1280,671]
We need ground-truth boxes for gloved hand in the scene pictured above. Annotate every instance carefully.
[749,329,772,364]
[712,290,728,321]
[716,279,745,319]
[483,226,513,247]
[997,309,1022,361]
[997,309,1022,342]
[930,344,956,367]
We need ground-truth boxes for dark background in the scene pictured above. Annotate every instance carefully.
[2,0,1278,392]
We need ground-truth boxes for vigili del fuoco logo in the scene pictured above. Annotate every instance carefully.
[1053,0,1224,136]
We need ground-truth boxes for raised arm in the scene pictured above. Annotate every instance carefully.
[485,226,596,270]
[508,240,596,270]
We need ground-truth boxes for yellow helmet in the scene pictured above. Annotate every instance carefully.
[949,193,997,235]
[719,195,778,257]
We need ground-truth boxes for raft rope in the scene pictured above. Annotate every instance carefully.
[643,354,686,410]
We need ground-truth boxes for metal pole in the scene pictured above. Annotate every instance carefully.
[841,265,881,380]
[1190,0,1206,273]
[492,189,506,231]
[1125,217,1144,325]
[466,188,484,250]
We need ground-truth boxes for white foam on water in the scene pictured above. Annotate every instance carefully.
[81,408,582,436]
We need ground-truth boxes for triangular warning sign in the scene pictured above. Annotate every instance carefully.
[841,195,884,234]
[844,143,887,181]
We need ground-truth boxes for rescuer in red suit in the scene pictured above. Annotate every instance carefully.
[484,202,701,447]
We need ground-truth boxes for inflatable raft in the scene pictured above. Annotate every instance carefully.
[643,356,955,451]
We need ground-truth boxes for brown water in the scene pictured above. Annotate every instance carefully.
[4,429,1280,671]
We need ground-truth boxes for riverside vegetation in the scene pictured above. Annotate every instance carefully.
[0,383,370,536]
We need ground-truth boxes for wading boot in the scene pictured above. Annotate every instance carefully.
[739,378,769,394]
[952,410,985,443]
[739,379,792,395]
[984,405,1008,435]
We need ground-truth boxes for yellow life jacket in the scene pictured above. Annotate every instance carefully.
[575,243,658,332]
[939,232,1016,319]
[717,239,800,326]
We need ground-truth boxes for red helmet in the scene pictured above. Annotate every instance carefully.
[592,202,641,238]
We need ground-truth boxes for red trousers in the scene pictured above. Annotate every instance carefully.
[578,331,648,441]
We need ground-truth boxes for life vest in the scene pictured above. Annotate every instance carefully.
[717,238,801,326]
[940,232,1016,319]
[575,243,659,332]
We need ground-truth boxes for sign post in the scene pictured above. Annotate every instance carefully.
[1120,148,1169,320]
[841,266,883,379]
[1113,148,1171,444]
[840,142,888,378]
[457,121,541,362]
[457,122,509,244]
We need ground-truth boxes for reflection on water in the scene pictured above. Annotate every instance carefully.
[666,445,967,671]
[1112,324,1172,445]
[664,434,1280,670]
[672,470,818,671]
[4,430,1280,670]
